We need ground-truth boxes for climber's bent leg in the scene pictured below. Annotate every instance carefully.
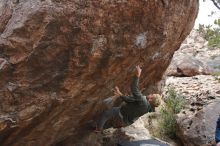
[97,107,121,130]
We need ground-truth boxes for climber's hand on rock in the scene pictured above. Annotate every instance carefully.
[114,86,123,96]
[136,65,142,77]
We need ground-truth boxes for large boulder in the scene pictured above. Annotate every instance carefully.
[0,0,198,145]
[166,54,211,76]
[177,100,220,146]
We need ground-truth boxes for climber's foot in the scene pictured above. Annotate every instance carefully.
[93,127,102,133]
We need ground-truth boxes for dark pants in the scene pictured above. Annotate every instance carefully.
[97,107,124,129]
[216,116,220,143]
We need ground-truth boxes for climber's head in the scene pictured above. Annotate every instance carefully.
[147,94,161,110]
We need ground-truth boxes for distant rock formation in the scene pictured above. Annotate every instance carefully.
[164,30,220,146]
[166,54,210,76]
[166,30,220,77]
[0,0,198,145]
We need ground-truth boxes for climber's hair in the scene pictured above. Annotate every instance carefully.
[148,94,161,112]
[151,94,161,107]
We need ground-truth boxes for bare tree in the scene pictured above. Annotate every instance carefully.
[211,0,220,10]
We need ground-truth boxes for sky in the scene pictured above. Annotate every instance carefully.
[194,0,220,28]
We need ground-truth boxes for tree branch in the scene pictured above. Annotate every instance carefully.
[211,0,220,10]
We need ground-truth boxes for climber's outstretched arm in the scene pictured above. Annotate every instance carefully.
[120,95,136,102]
[131,65,143,98]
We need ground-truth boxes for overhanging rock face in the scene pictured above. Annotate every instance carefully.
[0,0,198,145]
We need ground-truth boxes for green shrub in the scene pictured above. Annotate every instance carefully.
[197,19,220,48]
[213,72,220,76]
[159,87,185,138]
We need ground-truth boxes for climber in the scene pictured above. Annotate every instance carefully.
[95,65,161,132]
[216,115,220,146]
